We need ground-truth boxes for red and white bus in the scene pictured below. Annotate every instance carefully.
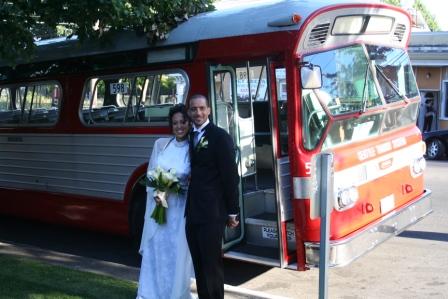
[0,0,431,270]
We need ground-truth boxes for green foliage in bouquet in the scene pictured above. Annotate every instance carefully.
[145,167,182,224]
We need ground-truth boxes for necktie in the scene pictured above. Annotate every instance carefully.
[193,131,200,147]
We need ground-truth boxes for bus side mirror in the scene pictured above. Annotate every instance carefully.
[301,65,322,89]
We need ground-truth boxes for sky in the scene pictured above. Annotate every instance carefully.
[402,0,448,30]
[421,0,448,30]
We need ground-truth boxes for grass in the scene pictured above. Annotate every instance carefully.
[0,254,137,299]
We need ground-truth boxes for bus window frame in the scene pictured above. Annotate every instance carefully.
[0,80,62,127]
[79,68,190,127]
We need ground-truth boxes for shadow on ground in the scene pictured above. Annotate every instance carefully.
[0,215,272,286]
[398,230,448,242]
[0,215,140,267]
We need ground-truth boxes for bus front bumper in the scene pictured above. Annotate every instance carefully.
[305,189,432,267]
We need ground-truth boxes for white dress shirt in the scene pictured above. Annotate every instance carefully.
[192,119,209,145]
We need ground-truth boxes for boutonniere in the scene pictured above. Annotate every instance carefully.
[196,136,208,151]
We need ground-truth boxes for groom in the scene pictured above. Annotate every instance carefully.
[186,94,240,299]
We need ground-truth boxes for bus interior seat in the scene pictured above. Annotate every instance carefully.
[89,107,112,123]
[0,110,21,124]
[46,108,59,123]
[28,108,49,123]
[105,105,145,123]
[81,110,92,124]
[107,107,126,122]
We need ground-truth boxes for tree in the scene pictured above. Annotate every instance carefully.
[413,0,440,31]
[382,0,440,31]
[0,0,215,63]
[383,0,401,6]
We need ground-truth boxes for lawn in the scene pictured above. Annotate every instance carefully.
[0,254,137,299]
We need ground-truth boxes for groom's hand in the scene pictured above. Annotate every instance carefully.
[227,215,239,228]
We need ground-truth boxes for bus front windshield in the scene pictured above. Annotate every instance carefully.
[301,44,419,150]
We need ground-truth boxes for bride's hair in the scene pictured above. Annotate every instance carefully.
[168,104,190,129]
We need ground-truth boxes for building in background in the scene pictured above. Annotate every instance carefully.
[408,31,448,132]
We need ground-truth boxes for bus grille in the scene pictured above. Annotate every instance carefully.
[393,24,406,42]
[307,23,330,47]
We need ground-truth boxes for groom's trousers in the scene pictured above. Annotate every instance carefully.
[186,220,226,299]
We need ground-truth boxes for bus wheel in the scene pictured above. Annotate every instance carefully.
[129,189,147,249]
[426,138,445,160]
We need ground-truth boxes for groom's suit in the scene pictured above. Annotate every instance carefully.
[186,121,239,299]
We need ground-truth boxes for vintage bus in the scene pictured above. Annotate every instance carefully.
[0,0,432,270]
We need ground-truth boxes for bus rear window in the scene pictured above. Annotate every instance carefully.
[0,82,61,126]
[81,70,188,126]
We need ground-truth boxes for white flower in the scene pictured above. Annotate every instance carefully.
[196,136,208,151]
[163,172,178,185]
[145,166,183,225]
[147,170,156,178]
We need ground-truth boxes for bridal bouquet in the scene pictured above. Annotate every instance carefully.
[145,166,182,224]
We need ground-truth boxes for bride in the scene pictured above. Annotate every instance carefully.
[137,104,194,299]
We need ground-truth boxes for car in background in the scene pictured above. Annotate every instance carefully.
[424,130,448,160]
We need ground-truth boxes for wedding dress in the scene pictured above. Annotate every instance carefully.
[137,137,194,299]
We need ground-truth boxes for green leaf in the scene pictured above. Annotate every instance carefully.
[0,0,216,62]
[150,204,166,225]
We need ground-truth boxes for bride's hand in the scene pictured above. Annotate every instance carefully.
[153,195,162,204]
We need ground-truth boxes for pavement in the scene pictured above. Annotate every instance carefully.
[0,240,290,299]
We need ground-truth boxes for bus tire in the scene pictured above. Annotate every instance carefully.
[426,138,446,160]
[129,188,147,249]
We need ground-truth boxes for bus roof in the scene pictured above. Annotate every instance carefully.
[1,0,382,66]
[164,0,378,45]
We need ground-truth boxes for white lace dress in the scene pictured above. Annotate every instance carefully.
[137,137,194,299]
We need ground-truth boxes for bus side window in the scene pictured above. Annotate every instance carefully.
[143,73,185,124]
[0,88,17,124]
[0,82,60,126]
[28,84,60,124]
[81,71,188,126]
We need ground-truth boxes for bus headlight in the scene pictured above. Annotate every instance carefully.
[335,186,359,211]
[410,156,426,178]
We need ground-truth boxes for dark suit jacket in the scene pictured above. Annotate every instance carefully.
[186,122,240,224]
